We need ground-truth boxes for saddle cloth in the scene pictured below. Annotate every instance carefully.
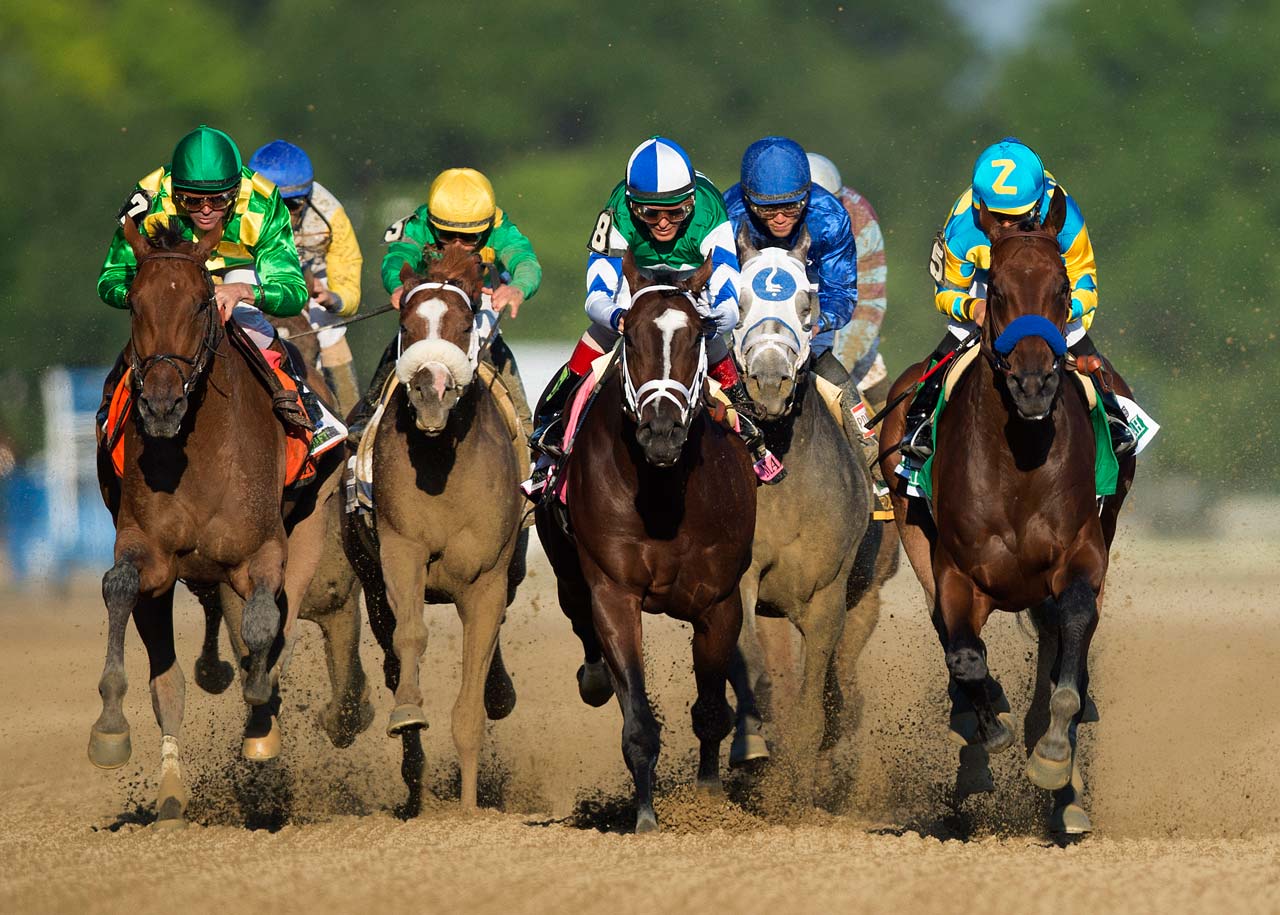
[350,361,528,522]
[104,367,316,489]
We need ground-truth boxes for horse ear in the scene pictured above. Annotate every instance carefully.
[736,221,759,263]
[400,262,416,285]
[790,225,811,263]
[192,220,224,261]
[1042,186,1067,237]
[621,247,642,294]
[684,254,715,299]
[121,215,152,260]
[977,199,1000,239]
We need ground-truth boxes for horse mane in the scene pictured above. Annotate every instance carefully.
[145,217,194,252]
[427,245,484,304]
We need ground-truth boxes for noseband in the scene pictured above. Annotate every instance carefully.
[128,250,221,398]
[621,286,708,426]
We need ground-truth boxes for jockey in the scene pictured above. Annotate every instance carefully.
[97,125,342,453]
[527,135,783,491]
[899,137,1137,461]
[806,152,889,399]
[248,139,364,415]
[723,137,858,387]
[346,167,541,444]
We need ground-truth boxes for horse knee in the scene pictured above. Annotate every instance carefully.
[946,645,989,685]
[241,587,280,654]
[102,560,140,613]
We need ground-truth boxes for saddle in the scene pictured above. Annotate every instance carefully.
[103,365,316,489]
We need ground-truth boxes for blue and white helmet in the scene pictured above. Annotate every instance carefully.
[806,152,843,196]
[249,139,314,199]
[625,136,696,204]
[741,137,811,206]
[971,137,1047,217]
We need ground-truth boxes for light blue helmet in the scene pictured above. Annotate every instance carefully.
[971,137,1046,217]
[625,137,696,204]
[249,139,314,199]
[741,137,811,206]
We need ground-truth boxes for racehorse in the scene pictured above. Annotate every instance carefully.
[91,217,366,827]
[344,244,525,813]
[724,229,877,798]
[878,189,1136,833]
[535,252,757,833]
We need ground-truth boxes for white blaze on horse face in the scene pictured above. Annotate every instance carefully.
[654,308,689,382]
[414,298,449,340]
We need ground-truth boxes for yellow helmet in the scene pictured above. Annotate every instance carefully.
[427,168,497,233]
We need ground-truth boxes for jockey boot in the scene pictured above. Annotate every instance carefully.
[898,369,946,463]
[346,336,399,446]
[97,350,129,433]
[812,350,851,387]
[721,380,786,484]
[268,336,321,433]
[1098,387,1137,457]
[528,363,580,460]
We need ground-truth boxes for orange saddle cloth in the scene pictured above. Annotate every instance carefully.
[105,367,315,489]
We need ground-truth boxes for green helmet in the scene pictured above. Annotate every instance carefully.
[170,125,243,193]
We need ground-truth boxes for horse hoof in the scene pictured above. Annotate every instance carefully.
[954,745,995,800]
[242,676,273,707]
[635,808,659,834]
[318,697,374,749]
[1025,748,1073,791]
[729,732,770,767]
[242,716,281,761]
[193,657,236,695]
[386,704,429,736]
[985,712,1016,754]
[1050,802,1093,835]
[695,778,726,799]
[1081,693,1101,723]
[88,727,132,769]
[576,663,614,707]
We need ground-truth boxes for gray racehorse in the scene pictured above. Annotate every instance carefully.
[726,228,879,800]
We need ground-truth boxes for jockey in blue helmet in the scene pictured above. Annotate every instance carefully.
[723,137,858,387]
[899,137,1136,462]
[248,140,365,414]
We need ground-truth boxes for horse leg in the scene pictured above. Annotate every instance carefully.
[484,635,517,721]
[937,563,1013,754]
[220,585,284,761]
[132,587,189,828]
[691,594,742,798]
[233,542,286,709]
[89,555,142,769]
[591,583,659,833]
[189,582,235,694]
[833,521,889,740]
[788,582,847,802]
[1027,577,1098,791]
[453,574,507,811]
[561,576,612,707]
[308,588,374,748]
[729,572,769,767]
[380,530,430,735]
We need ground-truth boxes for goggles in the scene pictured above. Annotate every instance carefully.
[630,200,694,226]
[173,188,238,214]
[435,228,484,246]
[748,200,806,220]
[283,195,310,214]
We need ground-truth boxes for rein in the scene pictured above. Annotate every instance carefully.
[128,250,222,399]
[621,286,708,426]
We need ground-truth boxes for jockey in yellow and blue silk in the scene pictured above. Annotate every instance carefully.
[899,137,1135,462]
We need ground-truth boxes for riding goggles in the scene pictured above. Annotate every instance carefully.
[748,200,806,220]
[283,194,311,214]
[173,188,238,213]
[630,200,694,226]
[435,228,484,246]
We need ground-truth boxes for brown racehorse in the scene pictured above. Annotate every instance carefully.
[91,217,364,827]
[536,253,757,833]
[878,189,1136,834]
[344,244,525,814]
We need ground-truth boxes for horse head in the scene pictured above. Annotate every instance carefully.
[122,216,223,438]
[619,249,715,468]
[395,245,484,435]
[978,187,1071,421]
[732,224,817,419]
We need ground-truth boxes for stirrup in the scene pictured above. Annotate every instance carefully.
[1108,417,1137,457]
[899,419,934,460]
[529,418,565,459]
[753,450,786,484]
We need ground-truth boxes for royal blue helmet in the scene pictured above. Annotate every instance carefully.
[971,137,1046,216]
[249,140,314,199]
[625,137,696,204]
[741,137,811,206]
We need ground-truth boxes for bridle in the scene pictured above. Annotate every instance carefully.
[127,250,222,399]
[982,228,1069,376]
[620,285,707,426]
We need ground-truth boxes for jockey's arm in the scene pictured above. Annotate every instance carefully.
[380,208,432,295]
[585,251,626,329]
[320,205,362,317]
[1058,194,1099,331]
[838,189,887,368]
[249,192,308,318]
[696,220,741,335]
[489,216,543,317]
[814,209,857,339]
[934,234,982,322]
[97,229,137,309]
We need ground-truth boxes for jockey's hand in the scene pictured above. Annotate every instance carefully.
[972,298,987,326]
[313,289,341,313]
[391,285,405,310]
[215,283,256,323]
[490,285,524,318]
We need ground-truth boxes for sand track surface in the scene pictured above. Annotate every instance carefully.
[2,531,1278,914]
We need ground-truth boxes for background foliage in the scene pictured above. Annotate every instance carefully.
[2,0,1275,489]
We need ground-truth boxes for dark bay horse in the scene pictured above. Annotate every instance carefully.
[92,217,366,827]
[725,232,877,798]
[878,189,1136,833]
[536,253,757,833]
[344,245,525,813]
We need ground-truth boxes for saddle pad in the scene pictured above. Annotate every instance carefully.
[813,375,894,521]
[104,367,313,488]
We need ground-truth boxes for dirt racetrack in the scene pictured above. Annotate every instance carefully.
[2,526,1279,914]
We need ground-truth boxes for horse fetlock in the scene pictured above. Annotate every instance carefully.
[576,661,614,707]
[690,695,733,744]
[635,806,659,834]
[102,559,140,611]
[193,654,236,695]
[1027,686,1080,790]
[483,658,518,721]
[945,646,988,684]
[241,588,280,654]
